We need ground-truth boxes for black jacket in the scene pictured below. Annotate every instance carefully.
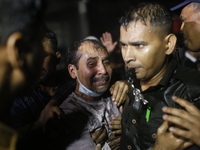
[120,59,200,150]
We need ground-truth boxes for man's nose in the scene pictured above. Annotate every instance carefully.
[97,63,107,74]
[122,46,136,64]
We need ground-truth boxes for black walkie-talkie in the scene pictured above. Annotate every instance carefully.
[126,68,148,115]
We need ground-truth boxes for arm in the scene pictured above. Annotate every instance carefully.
[36,99,64,128]
[109,80,129,106]
[16,99,63,138]
[162,96,200,147]
[38,81,76,127]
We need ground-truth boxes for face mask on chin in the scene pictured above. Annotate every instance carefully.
[79,81,103,97]
[75,71,104,97]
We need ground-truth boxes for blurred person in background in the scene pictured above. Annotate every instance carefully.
[0,0,46,150]
[9,29,75,150]
[162,0,200,147]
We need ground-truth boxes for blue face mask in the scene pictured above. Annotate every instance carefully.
[79,82,102,97]
[75,71,104,97]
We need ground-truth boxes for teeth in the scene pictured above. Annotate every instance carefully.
[135,67,140,71]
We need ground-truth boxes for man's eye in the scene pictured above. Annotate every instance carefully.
[88,63,94,66]
[88,62,96,67]
[103,60,110,65]
[134,44,144,48]
[120,43,127,48]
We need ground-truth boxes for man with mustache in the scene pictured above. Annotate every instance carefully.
[119,2,200,150]
[45,39,122,150]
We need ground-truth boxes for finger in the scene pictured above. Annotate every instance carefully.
[91,128,103,141]
[162,106,197,125]
[103,33,107,40]
[109,117,122,125]
[172,96,200,115]
[169,126,192,140]
[108,137,120,149]
[109,120,121,126]
[112,116,122,121]
[53,108,64,117]
[183,141,193,149]
[112,146,120,150]
[109,121,121,127]
[109,84,114,95]
[97,131,107,145]
[100,37,104,43]
[110,85,120,103]
[163,114,193,130]
[113,81,128,105]
[109,118,122,130]
[117,86,128,105]
[115,87,126,105]
[95,144,101,150]
[170,123,200,146]
[109,124,121,130]
[105,32,111,40]
[119,105,123,113]
[101,32,107,43]
[157,120,169,134]
[113,41,118,47]
[93,128,107,144]
[113,91,122,104]
[108,134,117,141]
[112,129,122,135]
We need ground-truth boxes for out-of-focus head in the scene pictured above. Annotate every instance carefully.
[119,2,177,82]
[170,0,200,11]
[171,1,200,51]
[180,3,200,51]
[0,0,46,98]
[39,29,61,84]
[67,39,112,95]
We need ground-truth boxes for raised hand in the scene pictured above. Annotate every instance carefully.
[100,32,118,53]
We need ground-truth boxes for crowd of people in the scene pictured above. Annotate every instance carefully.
[0,0,200,150]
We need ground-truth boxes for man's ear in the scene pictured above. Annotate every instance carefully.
[68,64,77,79]
[165,33,177,55]
[5,32,23,68]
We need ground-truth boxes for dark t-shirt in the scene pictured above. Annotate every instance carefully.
[9,80,75,128]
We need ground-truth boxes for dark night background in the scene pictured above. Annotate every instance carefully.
[44,0,183,70]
